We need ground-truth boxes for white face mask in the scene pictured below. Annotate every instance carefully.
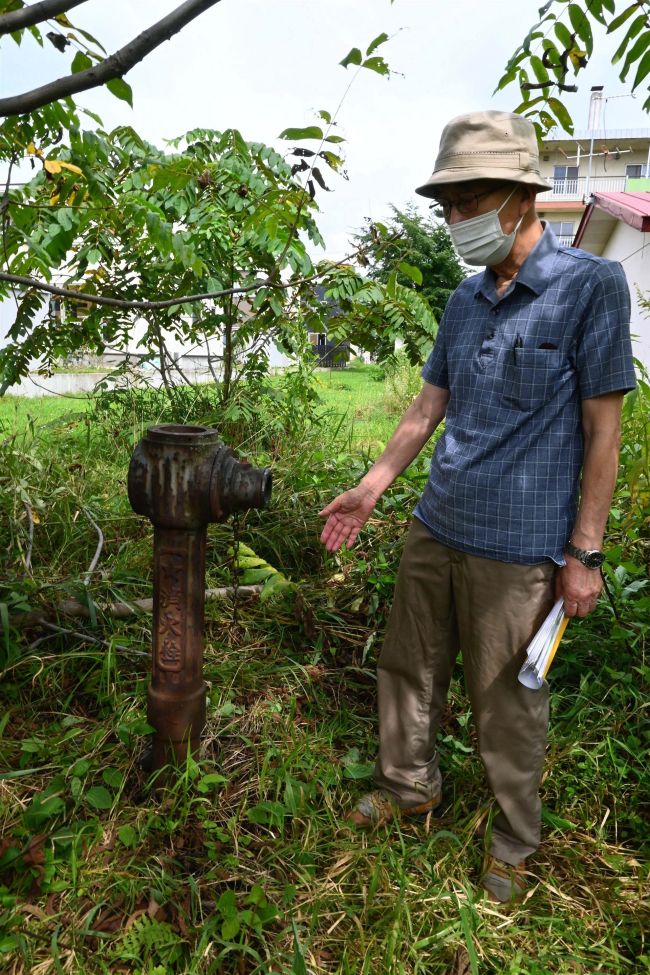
[448,187,523,266]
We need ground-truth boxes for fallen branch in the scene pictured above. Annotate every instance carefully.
[7,584,263,629]
[81,506,104,586]
[22,500,34,575]
[28,616,135,654]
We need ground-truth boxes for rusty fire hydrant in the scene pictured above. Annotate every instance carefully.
[128,424,271,771]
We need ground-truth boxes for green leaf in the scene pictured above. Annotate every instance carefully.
[362,56,390,76]
[0,936,21,954]
[366,31,389,56]
[607,3,639,34]
[73,25,107,53]
[319,150,343,171]
[612,14,647,64]
[102,767,123,789]
[71,51,92,74]
[23,795,65,828]
[554,21,573,49]
[292,920,308,975]
[118,825,138,847]
[259,573,293,601]
[221,916,240,940]
[621,31,650,82]
[246,801,287,827]
[547,96,574,133]
[523,28,547,54]
[541,806,576,830]
[339,47,362,68]
[568,3,593,54]
[317,109,332,123]
[513,96,546,114]
[398,261,423,286]
[240,567,275,584]
[585,0,606,26]
[530,54,551,83]
[105,77,133,107]
[197,772,228,793]
[218,890,237,917]
[278,126,324,141]
[459,905,479,975]
[324,134,345,144]
[85,786,113,810]
[632,48,650,91]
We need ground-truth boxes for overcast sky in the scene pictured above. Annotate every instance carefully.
[3,0,650,260]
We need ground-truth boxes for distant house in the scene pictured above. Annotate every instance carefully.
[536,125,650,247]
[307,286,350,368]
[533,121,650,369]
[573,191,650,367]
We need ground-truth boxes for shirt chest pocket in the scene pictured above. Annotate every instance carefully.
[501,348,568,411]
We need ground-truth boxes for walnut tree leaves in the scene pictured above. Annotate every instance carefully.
[496,0,650,136]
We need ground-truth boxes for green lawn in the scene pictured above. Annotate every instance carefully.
[0,393,89,434]
[313,364,410,455]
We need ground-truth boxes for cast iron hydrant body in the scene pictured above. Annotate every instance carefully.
[128,424,271,770]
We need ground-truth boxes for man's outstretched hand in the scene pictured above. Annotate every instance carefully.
[319,486,378,552]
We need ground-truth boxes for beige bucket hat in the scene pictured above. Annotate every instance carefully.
[415,110,551,197]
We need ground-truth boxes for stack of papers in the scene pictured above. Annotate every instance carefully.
[518,598,569,690]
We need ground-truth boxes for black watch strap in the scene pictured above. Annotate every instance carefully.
[566,541,605,569]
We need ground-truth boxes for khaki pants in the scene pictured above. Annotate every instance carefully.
[374,517,555,865]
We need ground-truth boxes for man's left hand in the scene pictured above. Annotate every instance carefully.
[556,557,603,618]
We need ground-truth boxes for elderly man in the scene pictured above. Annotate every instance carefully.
[319,111,636,902]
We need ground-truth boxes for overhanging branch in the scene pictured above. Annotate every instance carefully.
[0,0,88,36]
[0,0,223,117]
[0,269,277,310]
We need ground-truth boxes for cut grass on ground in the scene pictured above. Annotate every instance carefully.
[0,367,647,974]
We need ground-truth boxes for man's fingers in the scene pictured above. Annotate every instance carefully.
[320,521,342,549]
[319,500,340,518]
[320,515,361,552]
[564,595,599,618]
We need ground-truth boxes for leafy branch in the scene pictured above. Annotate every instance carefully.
[0,0,223,116]
[496,0,650,135]
[0,0,89,34]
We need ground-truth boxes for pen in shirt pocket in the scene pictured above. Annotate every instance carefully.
[513,334,523,364]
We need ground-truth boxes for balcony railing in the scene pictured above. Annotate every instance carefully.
[549,175,628,200]
[557,235,575,246]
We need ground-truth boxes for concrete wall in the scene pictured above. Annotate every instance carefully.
[602,221,650,370]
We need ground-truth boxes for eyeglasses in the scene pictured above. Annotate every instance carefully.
[430,183,510,221]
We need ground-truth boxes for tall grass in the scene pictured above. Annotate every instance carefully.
[0,367,647,974]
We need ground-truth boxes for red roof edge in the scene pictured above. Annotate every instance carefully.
[573,201,594,248]
[592,192,650,232]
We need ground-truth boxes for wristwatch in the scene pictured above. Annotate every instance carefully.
[565,541,605,569]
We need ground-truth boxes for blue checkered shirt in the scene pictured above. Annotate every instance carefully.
[414,225,636,565]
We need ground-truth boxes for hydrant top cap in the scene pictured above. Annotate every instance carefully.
[146,424,219,445]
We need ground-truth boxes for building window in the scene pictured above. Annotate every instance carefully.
[548,221,575,245]
[553,165,579,195]
[548,221,574,237]
[626,164,646,179]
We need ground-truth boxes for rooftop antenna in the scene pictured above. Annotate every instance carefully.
[585,86,604,199]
